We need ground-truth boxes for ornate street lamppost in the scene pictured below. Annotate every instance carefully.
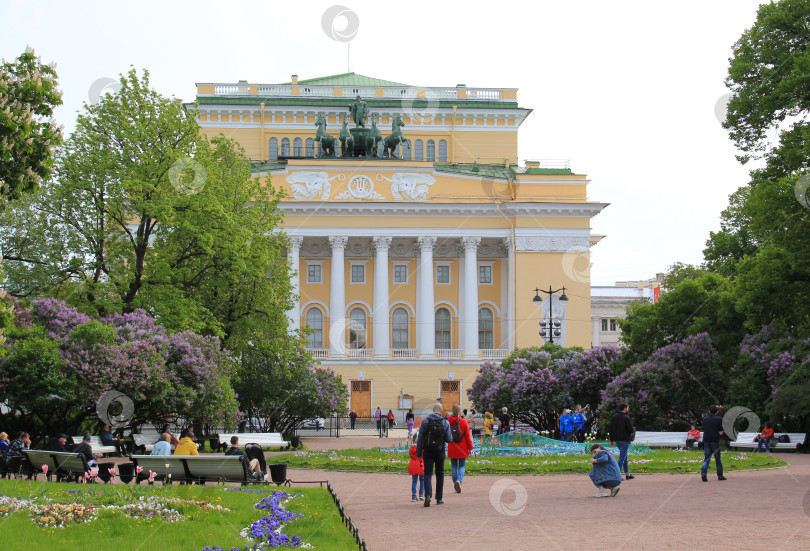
[532,286,569,344]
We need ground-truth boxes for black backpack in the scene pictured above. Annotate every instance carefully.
[451,418,463,443]
[424,417,446,452]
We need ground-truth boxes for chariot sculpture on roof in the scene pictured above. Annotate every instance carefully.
[315,95,407,159]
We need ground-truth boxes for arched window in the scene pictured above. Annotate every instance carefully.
[305,308,323,348]
[426,140,436,162]
[402,140,411,160]
[414,139,424,161]
[281,138,290,157]
[306,138,315,157]
[438,139,448,162]
[435,308,451,349]
[392,308,409,349]
[349,308,367,349]
[293,137,303,157]
[268,138,278,161]
[478,308,494,350]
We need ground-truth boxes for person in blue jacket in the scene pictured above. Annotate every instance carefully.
[560,409,575,441]
[588,444,622,498]
[572,405,586,442]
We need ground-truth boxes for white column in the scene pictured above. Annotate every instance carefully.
[506,236,515,350]
[458,254,466,351]
[592,316,601,347]
[372,236,392,357]
[417,236,437,357]
[462,237,481,357]
[286,235,303,333]
[329,236,347,357]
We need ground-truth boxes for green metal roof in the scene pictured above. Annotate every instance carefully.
[434,163,517,180]
[250,161,288,172]
[196,97,519,109]
[287,72,411,87]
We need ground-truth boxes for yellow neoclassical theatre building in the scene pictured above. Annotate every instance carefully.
[189,73,607,416]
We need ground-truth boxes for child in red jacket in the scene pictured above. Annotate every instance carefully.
[408,433,424,501]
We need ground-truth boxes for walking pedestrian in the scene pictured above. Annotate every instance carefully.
[573,405,586,442]
[560,409,575,442]
[483,409,494,437]
[349,409,357,429]
[609,404,635,480]
[416,403,452,507]
[701,406,727,481]
[448,404,473,494]
[406,408,415,437]
[374,407,382,434]
[408,433,424,502]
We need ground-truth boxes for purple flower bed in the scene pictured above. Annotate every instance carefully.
[200,490,305,551]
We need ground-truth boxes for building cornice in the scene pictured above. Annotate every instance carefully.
[279,201,608,219]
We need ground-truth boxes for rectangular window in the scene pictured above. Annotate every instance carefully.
[307,264,321,283]
[610,319,617,332]
[601,318,608,332]
[436,265,450,284]
[351,265,365,283]
[393,265,408,284]
[479,265,492,284]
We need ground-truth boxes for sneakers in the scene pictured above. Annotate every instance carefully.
[436,500,444,505]
[454,480,461,494]
[625,474,634,480]
[593,491,610,498]
[718,475,727,481]
[412,497,418,502]
[701,474,708,482]
[424,498,431,507]
[610,486,621,497]
[418,496,424,501]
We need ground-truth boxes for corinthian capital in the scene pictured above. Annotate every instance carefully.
[372,236,392,252]
[329,235,348,251]
[417,236,437,251]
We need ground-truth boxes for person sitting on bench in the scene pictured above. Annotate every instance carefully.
[99,424,127,456]
[224,436,262,474]
[45,433,69,453]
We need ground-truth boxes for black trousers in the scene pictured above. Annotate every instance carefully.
[422,449,446,500]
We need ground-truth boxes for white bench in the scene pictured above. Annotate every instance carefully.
[131,433,160,454]
[131,454,256,484]
[728,432,806,451]
[632,431,703,448]
[216,433,289,452]
[72,435,118,456]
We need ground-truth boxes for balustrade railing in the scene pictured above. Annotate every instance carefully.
[206,84,512,102]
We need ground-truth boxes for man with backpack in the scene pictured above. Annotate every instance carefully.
[416,403,453,507]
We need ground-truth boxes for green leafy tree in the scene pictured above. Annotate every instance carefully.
[0,47,63,206]
[0,69,295,347]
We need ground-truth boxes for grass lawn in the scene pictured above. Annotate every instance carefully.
[273,446,787,476]
[0,479,357,550]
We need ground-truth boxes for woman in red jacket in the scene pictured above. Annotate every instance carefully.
[408,433,424,501]
[447,403,474,494]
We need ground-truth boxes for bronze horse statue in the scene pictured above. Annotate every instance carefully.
[315,115,335,157]
[383,116,405,159]
[339,114,354,157]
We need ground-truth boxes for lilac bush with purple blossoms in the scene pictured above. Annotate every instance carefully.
[468,345,620,433]
[599,333,723,429]
[1,298,239,435]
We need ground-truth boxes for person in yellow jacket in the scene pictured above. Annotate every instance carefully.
[483,409,494,437]
[173,428,199,456]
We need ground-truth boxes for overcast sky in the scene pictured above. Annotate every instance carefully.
[1,0,767,285]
